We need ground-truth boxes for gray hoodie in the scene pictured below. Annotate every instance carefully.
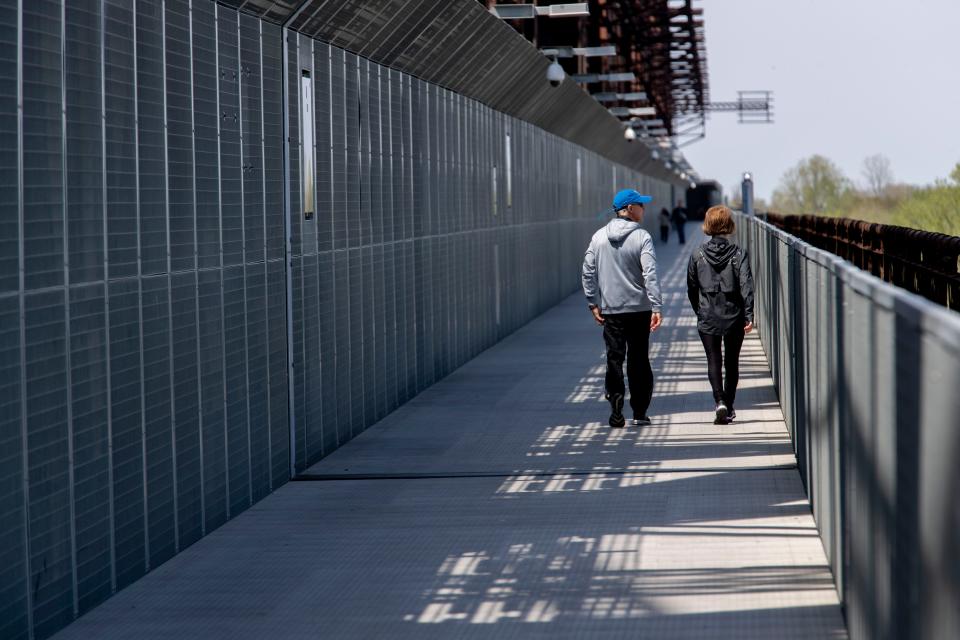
[582,217,662,314]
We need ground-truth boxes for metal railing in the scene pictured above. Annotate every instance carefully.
[763,213,960,310]
[736,213,960,640]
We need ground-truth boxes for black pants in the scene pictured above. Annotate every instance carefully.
[698,328,745,407]
[675,222,686,244]
[603,311,654,417]
[660,226,669,242]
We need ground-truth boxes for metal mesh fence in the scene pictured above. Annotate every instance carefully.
[737,213,960,640]
[0,2,675,638]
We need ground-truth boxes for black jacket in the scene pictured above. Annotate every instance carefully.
[670,206,687,225]
[686,236,754,335]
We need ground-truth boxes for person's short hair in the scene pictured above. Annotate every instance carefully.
[703,205,735,235]
[616,201,644,215]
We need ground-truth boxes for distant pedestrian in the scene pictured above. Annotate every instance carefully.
[686,205,755,424]
[582,189,663,428]
[659,207,671,243]
[671,202,688,244]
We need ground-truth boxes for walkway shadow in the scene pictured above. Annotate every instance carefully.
[395,468,843,638]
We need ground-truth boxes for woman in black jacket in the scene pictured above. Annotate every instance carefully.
[686,205,755,424]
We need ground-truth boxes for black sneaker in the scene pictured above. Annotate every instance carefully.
[632,416,652,427]
[714,401,728,425]
[608,393,625,428]
[727,408,736,421]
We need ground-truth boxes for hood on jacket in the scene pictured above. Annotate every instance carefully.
[702,236,738,269]
[605,217,641,245]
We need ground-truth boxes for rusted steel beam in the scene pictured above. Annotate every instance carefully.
[763,213,960,310]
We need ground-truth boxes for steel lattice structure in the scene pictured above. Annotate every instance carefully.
[488,0,709,144]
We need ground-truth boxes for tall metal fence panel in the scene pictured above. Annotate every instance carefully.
[282,31,672,472]
[1,4,291,638]
[737,214,960,640]
[0,2,675,638]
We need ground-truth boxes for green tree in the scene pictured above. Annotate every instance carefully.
[771,155,850,214]
[892,164,960,236]
[727,183,767,212]
[728,182,742,209]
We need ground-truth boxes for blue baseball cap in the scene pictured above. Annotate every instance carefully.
[613,189,653,210]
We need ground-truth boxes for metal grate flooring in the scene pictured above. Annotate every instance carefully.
[52,230,847,639]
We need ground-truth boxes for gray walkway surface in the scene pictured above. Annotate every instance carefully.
[52,230,847,639]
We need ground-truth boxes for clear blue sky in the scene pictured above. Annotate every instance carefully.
[682,0,960,202]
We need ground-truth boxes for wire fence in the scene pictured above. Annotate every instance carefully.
[763,213,960,310]
[737,213,960,640]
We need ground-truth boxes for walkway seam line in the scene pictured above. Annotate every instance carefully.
[291,464,799,482]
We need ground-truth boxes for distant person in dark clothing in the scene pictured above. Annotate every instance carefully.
[686,205,755,424]
[659,207,671,243]
[671,202,688,244]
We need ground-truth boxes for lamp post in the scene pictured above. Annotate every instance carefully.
[741,172,754,216]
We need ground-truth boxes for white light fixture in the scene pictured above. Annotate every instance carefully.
[490,3,589,19]
[624,127,637,142]
[574,45,615,57]
[572,72,636,83]
[608,106,658,117]
[592,91,648,103]
[537,3,590,17]
[541,45,615,58]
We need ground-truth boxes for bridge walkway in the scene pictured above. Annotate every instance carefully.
[52,230,847,639]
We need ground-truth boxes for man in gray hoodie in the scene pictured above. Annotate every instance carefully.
[582,189,663,428]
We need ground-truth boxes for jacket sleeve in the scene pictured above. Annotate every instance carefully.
[739,249,755,323]
[582,238,599,308]
[686,254,700,314]
[639,234,662,313]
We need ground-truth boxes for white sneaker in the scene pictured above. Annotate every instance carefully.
[714,402,728,424]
